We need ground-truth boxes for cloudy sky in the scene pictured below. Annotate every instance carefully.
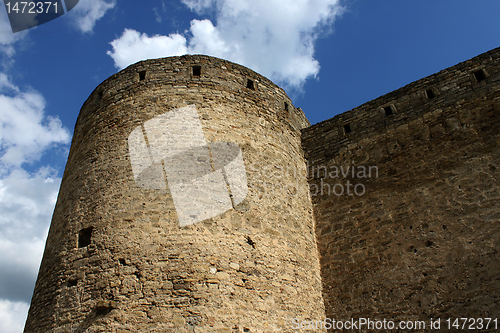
[0,0,499,331]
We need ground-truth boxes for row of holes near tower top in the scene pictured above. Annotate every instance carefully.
[341,68,489,136]
[136,66,291,114]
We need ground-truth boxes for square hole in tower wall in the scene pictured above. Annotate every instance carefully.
[193,66,201,76]
[426,89,436,99]
[67,279,78,287]
[246,79,255,90]
[78,227,93,248]
[139,71,147,81]
[474,69,486,82]
[384,106,393,116]
[344,124,352,134]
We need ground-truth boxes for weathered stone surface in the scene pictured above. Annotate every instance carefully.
[303,47,500,325]
[25,47,500,332]
[24,55,323,332]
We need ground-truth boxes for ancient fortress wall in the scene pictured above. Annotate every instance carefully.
[303,47,500,323]
[25,47,500,332]
[24,55,325,332]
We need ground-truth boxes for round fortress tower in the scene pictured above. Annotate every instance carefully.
[24,55,325,332]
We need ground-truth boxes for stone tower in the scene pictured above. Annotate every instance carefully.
[24,56,325,332]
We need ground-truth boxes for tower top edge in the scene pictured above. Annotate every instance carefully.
[97,54,281,96]
[78,54,311,131]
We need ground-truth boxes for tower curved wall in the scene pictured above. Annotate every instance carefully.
[24,55,324,332]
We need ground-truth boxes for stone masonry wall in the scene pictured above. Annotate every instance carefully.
[303,47,500,328]
[24,55,325,333]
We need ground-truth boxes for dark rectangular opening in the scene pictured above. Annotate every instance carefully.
[192,66,201,76]
[284,102,289,111]
[426,89,435,99]
[474,69,486,82]
[139,71,147,81]
[383,106,393,116]
[78,227,93,248]
[343,123,352,134]
[95,301,115,316]
[246,79,255,90]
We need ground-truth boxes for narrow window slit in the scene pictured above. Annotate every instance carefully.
[474,69,486,82]
[139,70,147,81]
[192,66,201,76]
[78,227,93,248]
[246,79,255,90]
[344,123,352,134]
[384,106,393,116]
[284,102,289,112]
[426,89,435,99]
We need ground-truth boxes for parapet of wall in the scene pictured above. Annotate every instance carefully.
[24,55,323,332]
[303,47,500,165]
[303,47,500,324]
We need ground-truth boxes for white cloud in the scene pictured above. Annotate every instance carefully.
[0,2,29,57]
[0,73,18,91]
[0,167,59,239]
[187,19,230,56]
[0,167,59,302]
[182,0,216,14]
[0,74,70,168]
[0,299,29,333]
[107,0,344,90]
[69,0,116,33]
[153,7,162,23]
[0,74,69,330]
[107,29,189,69]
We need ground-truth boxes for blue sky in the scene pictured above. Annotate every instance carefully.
[0,1,499,331]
